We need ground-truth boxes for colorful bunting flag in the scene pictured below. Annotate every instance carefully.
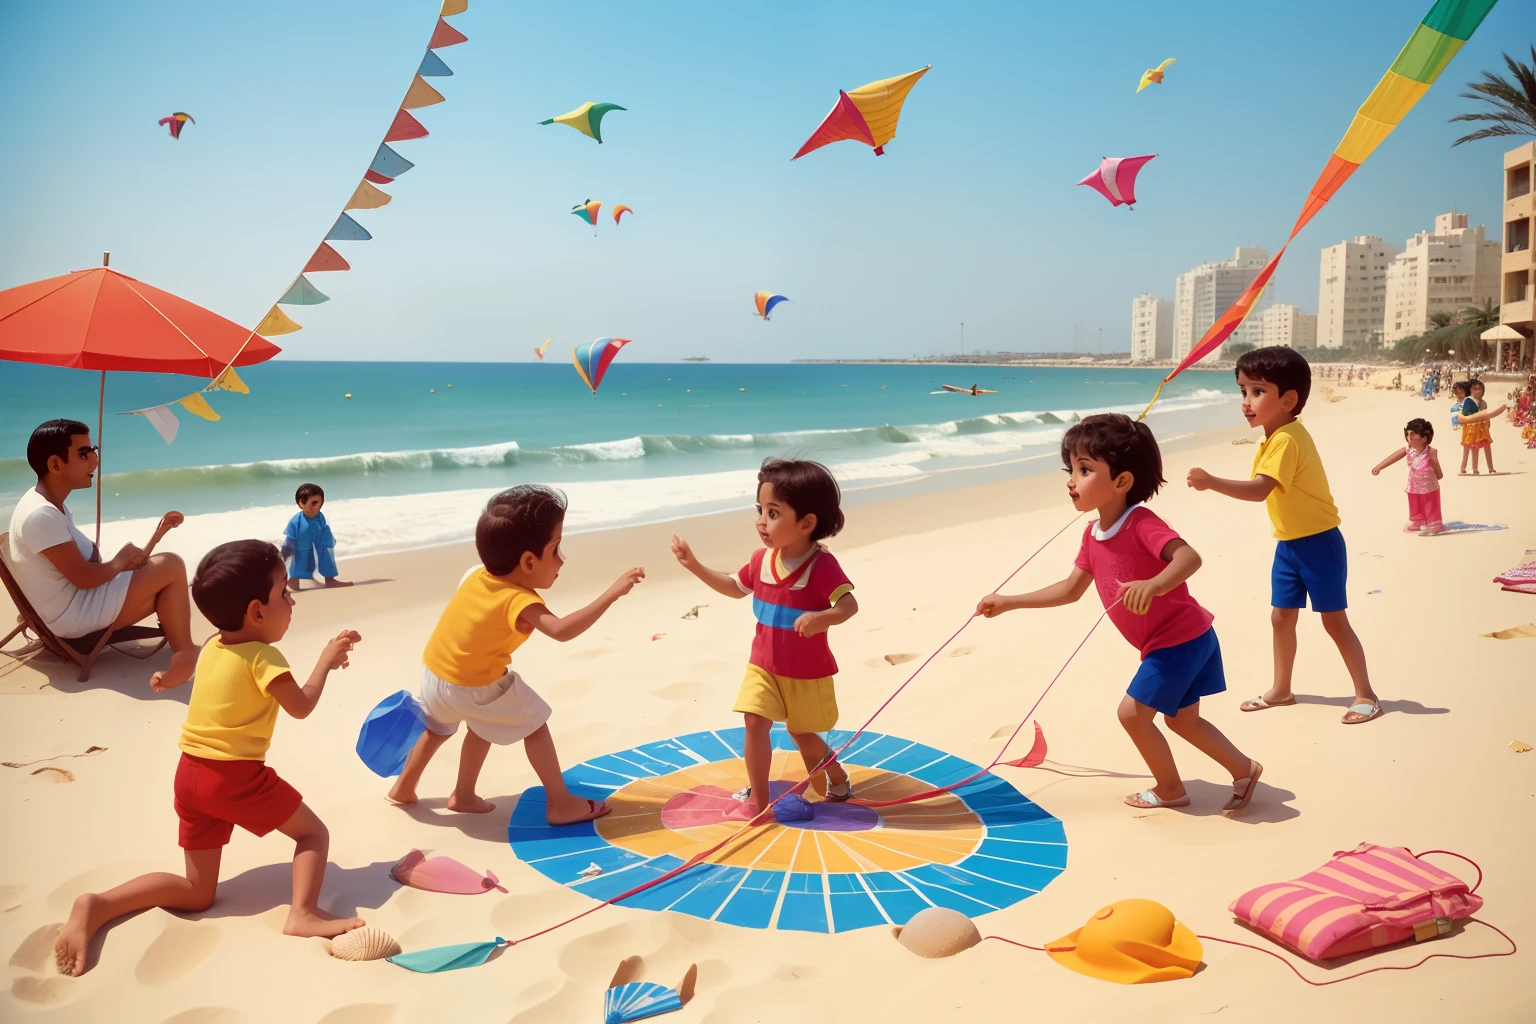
[326,213,373,241]
[141,405,179,443]
[208,367,249,393]
[303,243,351,273]
[402,76,445,110]
[419,50,453,77]
[384,109,429,143]
[429,18,467,48]
[178,392,220,421]
[254,305,303,337]
[366,143,415,183]
[441,0,468,14]
[278,275,330,305]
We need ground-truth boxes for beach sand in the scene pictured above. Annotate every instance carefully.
[2,383,1532,1022]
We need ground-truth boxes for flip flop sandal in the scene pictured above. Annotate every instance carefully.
[1124,790,1190,809]
[1342,702,1384,725]
[823,779,853,803]
[1240,694,1298,712]
[731,786,752,803]
[1223,762,1264,816]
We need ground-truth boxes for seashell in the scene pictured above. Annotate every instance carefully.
[892,907,980,959]
[328,926,402,961]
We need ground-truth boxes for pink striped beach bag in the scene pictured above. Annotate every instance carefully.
[1229,843,1483,960]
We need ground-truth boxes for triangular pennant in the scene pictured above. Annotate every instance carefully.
[440,0,468,16]
[207,366,249,394]
[428,17,467,48]
[384,109,429,143]
[278,275,331,305]
[998,721,1048,768]
[326,213,373,242]
[254,305,303,337]
[178,392,220,422]
[345,180,393,211]
[140,405,179,443]
[419,50,453,77]
[388,938,503,974]
[402,76,445,110]
[365,143,415,184]
[303,243,351,273]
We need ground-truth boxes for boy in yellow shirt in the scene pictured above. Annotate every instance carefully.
[387,485,644,823]
[55,540,364,976]
[1187,346,1382,725]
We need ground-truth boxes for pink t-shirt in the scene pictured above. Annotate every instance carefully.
[1073,506,1214,658]
[736,547,853,679]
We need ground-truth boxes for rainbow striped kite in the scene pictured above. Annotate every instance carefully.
[572,337,632,395]
[1145,0,1498,414]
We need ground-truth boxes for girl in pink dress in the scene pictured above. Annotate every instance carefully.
[1371,417,1443,535]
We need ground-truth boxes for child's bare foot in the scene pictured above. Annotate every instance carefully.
[149,648,198,692]
[323,577,354,588]
[447,792,496,814]
[386,780,418,805]
[545,794,610,825]
[282,907,364,938]
[54,894,102,976]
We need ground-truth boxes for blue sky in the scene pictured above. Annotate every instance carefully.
[0,0,1522,362]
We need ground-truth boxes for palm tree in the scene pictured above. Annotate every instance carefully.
[1454,299,1500,363]
[1428,310,1455,330]
[1450,46,1536,146]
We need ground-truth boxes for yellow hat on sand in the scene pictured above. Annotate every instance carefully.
[1046,899,1203,985]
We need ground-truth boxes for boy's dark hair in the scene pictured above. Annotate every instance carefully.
[27,419,90,479]
[1404,417,1434,442]
[477,485,567,576]
[1060,413,1165,507]
[1452,380,1470,395]
[1234,346,1311,414]
[295,483,324,504]
[757,458,844,541]
[193,540,285,631]
[1468,378,1483,391]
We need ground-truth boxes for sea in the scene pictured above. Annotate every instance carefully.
[1,362,1235,562]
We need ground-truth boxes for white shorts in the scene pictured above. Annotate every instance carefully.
[49,571,132,639]
[418,666,551,746]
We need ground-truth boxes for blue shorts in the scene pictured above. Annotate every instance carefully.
[1272,527,1347,613]
[1127,628,1226,718]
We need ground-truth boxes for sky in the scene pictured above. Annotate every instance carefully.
[0,0,1524,363]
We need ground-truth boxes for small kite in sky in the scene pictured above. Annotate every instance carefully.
[1137,58,1176,93]
[792,66,930,160]
[1077,155,1156,209]
[571,199,602,235]
[539,101,626,143]
[158,112,195,139]
[573,338,633,395]
[612,204,633,225]
[754,291,789,320]
[534,339,551,361]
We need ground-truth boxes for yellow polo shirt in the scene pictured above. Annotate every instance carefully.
[179,640,292,761]
[1251,420,1340,541]
[422,570,545,687]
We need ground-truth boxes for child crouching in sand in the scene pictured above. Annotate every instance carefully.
[388,485,642,824]
[671,458,858,822]
[977,414,1263,814]
[56,540,364,976]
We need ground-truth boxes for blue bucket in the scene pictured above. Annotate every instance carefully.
[356,690,427,777]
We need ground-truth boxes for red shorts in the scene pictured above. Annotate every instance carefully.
[174,753,302,850]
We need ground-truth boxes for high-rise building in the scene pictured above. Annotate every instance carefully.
[1497,142,1533,371]
[1317,235,1401,349]
[1383,212,1500,343]
[1174,246,1269,363]
[1253,303,1317,350]
[1130,294,1173,363]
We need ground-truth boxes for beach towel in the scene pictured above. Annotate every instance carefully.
[1427,521,1507,536]
[1494,553,1536,595]
[1230,843,1482,961]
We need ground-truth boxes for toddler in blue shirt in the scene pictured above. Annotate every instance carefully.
[282,483,351,590]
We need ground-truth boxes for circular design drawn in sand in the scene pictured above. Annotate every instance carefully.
[507,725,1066,932]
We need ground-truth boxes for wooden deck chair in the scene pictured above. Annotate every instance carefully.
[0,532,167,682]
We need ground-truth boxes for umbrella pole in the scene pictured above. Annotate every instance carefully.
[95,370,104,547]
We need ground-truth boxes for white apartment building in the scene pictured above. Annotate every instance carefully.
[1253,303,1317,350]
[1130,294,1173,363]
[1383,212,1500,343]
[1317,235,1401,349]
[1174,246,1269,363]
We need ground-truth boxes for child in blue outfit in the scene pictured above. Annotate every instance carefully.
[282,483,351,591]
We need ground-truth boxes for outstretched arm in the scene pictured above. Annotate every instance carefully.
[978,567,1093,617]
[520,567,646,643]
[1458,404,1507,424]
[269,630,360,719]
[1187,467,1277,502]
[671,536,748,600]
[1371,448,1407,475]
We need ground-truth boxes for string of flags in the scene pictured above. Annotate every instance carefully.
[125,0,470,443]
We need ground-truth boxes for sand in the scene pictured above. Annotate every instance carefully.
[2,383,1532,1022]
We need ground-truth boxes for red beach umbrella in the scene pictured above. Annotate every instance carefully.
[0,257,282,537]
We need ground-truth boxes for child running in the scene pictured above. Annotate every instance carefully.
[282,483,350,590]
[1188,346,1382,725]
[1371,417,1444,535]
[671,458,858,821]
[388,485,642,823]
[978,414,1262,814]
[55,540,364,976]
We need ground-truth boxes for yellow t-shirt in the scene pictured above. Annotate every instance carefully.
[179,640,292,761]
[421,570,545,687]
[1251,420,1341,541]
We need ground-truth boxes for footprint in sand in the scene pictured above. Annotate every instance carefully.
[134,919,221,987]
[163,1009,243,1024]
[989,722,1018,740]
[947,645,977,658]
[10,975,75,1007]
[8,922,60,973]
[315,1006,397,1024]
[8,924,76,1008]
[874,653,920,667]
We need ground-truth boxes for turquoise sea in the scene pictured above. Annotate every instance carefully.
[1,361,1234,557]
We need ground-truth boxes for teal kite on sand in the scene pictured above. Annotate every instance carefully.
[539,101,626,143]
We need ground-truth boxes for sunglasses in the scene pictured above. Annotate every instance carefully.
[75,445,100,459]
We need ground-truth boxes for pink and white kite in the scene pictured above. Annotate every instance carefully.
[1076,154,1157,209]
[390,849,507,895]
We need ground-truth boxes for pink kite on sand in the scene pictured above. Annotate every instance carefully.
[391,850,507,895]
[997,721,1048,768]
[1076,154,1157,209]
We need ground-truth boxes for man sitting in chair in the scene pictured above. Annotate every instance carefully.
[7,419,198,689]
